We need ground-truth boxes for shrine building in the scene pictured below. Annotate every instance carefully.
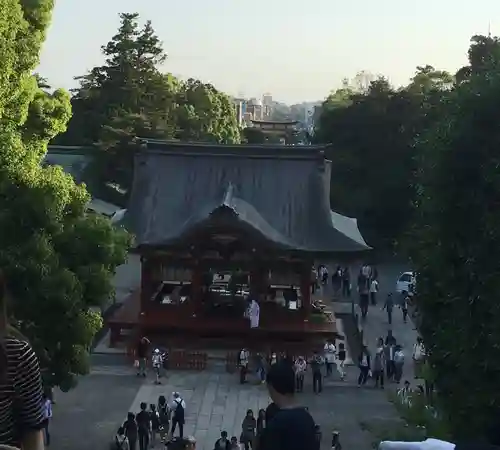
[108,140,370,350]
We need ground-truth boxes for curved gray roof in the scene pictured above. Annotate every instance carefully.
[330,211,368,247]
[125,141,370,253]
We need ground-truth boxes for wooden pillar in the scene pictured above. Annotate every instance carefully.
[300,264,312,317]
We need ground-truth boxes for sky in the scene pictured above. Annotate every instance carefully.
[37,0,500,104]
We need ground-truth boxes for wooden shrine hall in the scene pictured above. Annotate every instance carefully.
[108,140,370,349]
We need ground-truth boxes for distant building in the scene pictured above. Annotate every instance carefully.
[232,98,246,126]
[246,98,263,121]
[262,93,273,118]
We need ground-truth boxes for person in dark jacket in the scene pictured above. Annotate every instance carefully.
[357,345,371,386]
[213,430,231,450]
[123,412,138,450]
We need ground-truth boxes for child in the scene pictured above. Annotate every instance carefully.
[230,436,240,450]
[337,342,346,380]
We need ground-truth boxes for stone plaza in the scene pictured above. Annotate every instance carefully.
[49,362,400,450]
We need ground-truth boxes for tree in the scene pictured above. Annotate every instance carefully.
[456,34,500,83]
[56,13,240,200]
[410,38,500,442]
[314,77,419,248]
[242,127,266,144]
[175,78,240,144]
[0,0,130,390]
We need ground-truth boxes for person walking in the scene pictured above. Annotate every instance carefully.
[341,267,351,298]
[401,294,409,323]
[136,402,151,450]
[412,337,426,379]
[357,269,370,319]
[357,345,371,386]
[42,392,52,446]
[169,392,186,439]
[135,337,150,377]
[384,337,396,381]
[240,410,256,450]
[149,404,160,448]
[239,348,250,384]
[383,293,395,325]
[123,412,138,450]
[157,395,169,443]
[370,278,379,305]
[310,352,324,394]
[323,339,336,377]
[337,342,346,380]
[294,356,307,393]
[394,346,405,384]
[152,348,163,384]
[373,338,386,389]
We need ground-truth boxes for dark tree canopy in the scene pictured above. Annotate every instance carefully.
[55,13,240,202]
[410,35,500,442]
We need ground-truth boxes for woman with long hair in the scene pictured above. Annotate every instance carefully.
[0,272,45,449]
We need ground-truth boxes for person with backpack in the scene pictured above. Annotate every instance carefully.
[149,404,160,447]
[169,392,186,439]
[136,402,151,450]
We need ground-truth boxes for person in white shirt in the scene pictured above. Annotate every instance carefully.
[370,279,379,305]
[394,346,405,383]
[412,337,426,379]
[323,340,336,377]
[42,393,52,446]
[152,349,163,384]
[246,298,260,329]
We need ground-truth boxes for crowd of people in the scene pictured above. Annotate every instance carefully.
[237,339,347,391]
[113,360,321,450]
[115,392,189,450]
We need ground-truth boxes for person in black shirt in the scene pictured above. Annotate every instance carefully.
[310,352,323,393]
[259,361,318,450]
[136,402,151,450]
[136,337,150,377]
[264,402,279,424]
[123,412,138,450]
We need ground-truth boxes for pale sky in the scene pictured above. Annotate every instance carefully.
[38,0,499,104]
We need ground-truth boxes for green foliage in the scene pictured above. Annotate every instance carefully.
[410,34,500,441]
[55,12,240,198]
[360,391,450,448]
[0,0,131,389]
[314,67,452,249]
[242,127,266,144]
